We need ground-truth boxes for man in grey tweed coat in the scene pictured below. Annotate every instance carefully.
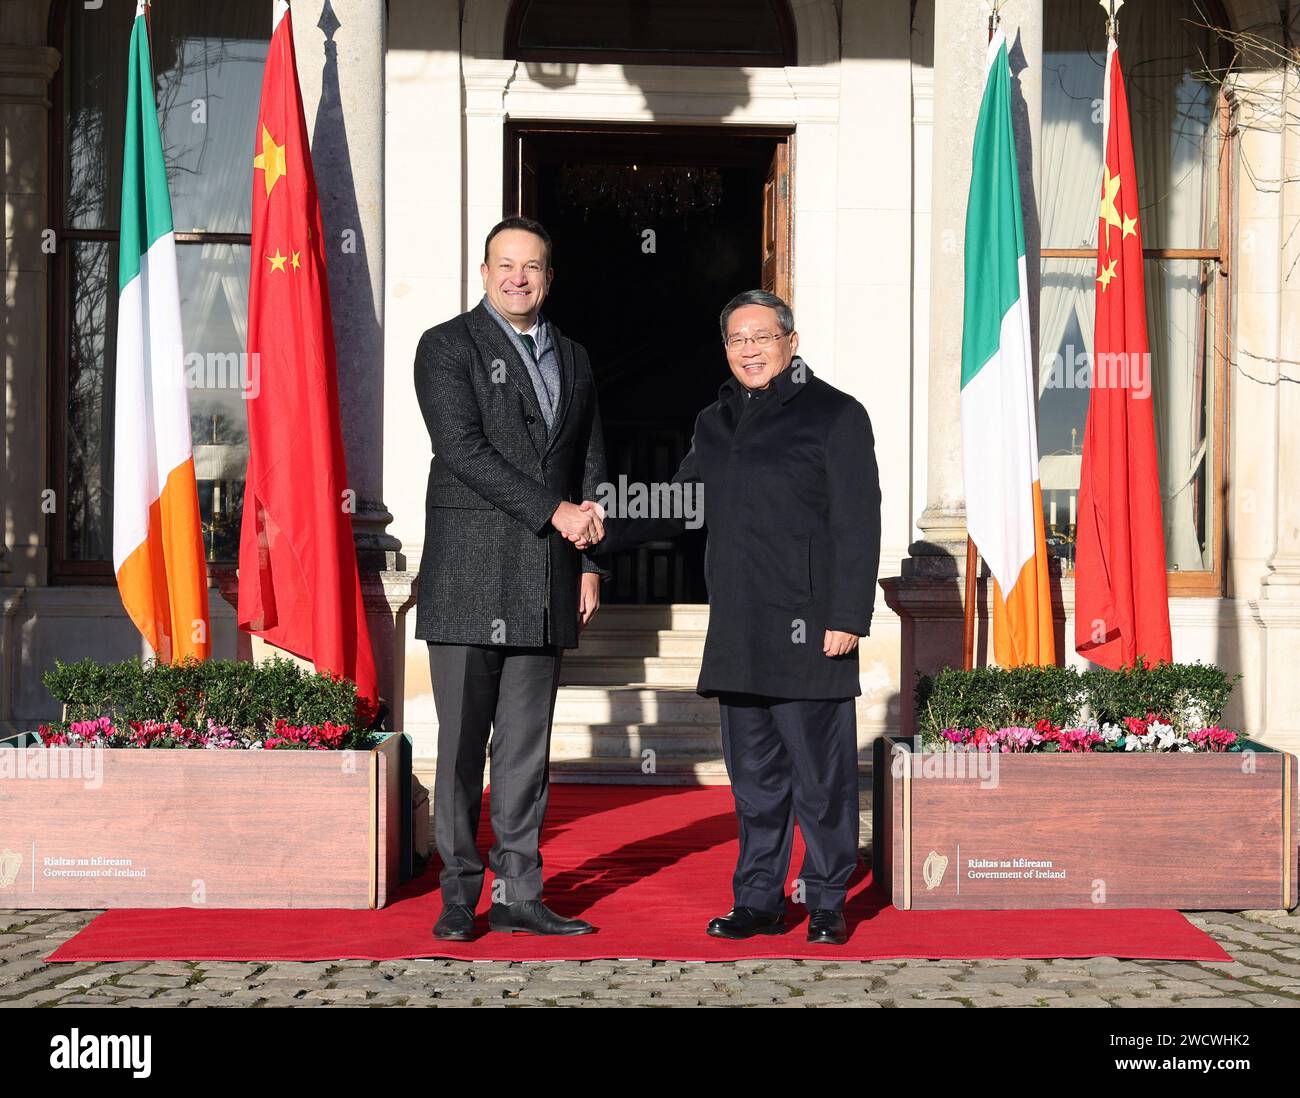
[414,217,608,940]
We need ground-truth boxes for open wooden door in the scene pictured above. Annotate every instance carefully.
[502,124,794,603]
[761,139,793,304]
[509,128,541,216]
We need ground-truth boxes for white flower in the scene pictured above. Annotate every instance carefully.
[1125,730,1158,752]
[1154,726,1183,751]
[1101,722,1123,743]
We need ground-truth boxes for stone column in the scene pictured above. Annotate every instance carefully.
[1,35,59,727]
[1256,68,1300,754]
[1,41,59,589]
[462,57,517,291]
[286,0,415,726]
[292,0,389,552]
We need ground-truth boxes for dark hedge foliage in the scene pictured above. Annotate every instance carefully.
[42,656,371,748]
[915,659,1239,740]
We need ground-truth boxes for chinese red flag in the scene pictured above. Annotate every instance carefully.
[238,2,379,712]
[1073,38,1172,671]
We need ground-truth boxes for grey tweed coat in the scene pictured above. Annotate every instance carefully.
[413,301,607,649]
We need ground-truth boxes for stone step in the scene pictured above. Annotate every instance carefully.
[584,603,711,631]
[572,628,708,659]
[559,656,702,687]
[549,756,731,785]
[550,722,722,758]
[552,684,718,724]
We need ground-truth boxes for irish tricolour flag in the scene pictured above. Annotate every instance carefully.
[113,0,209,661]
[959,29,1054,667]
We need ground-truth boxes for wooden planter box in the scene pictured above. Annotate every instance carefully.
[872,735,1298,911]
[0,731,411,909]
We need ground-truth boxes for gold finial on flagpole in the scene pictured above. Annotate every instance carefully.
[989,1,1002,41]
[1099,0,1124,40]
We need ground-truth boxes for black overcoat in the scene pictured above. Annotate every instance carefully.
[413,301,607,649]
[604,358,881,699]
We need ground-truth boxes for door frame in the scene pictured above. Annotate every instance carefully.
[503,121,795,305]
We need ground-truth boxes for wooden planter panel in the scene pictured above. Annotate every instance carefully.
[0,734,405,909]
[874,738,1298,911]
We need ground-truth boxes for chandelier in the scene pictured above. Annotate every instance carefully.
[555,163,724,223]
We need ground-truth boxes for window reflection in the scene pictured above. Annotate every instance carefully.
[59,1,268,565]
[1039,0,1222,575]
[65,241,116,562]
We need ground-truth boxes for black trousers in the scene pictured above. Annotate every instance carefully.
[717,693,859,912]
[428,642,562,906]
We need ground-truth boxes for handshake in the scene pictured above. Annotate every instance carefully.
[550,499,606,550]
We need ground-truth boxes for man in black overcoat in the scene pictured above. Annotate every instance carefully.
[598,289,882,945]
[413,217,608,940]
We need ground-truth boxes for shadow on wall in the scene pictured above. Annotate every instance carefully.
[308,1,403,726]
[309,0,384,497]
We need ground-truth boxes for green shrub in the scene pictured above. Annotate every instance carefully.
[915,665,1086,738]
[43,656,366,743]
[1082,657,1239,736]
[915,660,1238,741]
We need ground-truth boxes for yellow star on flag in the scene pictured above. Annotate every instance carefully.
[1121,213,1138,239]
[266,248,289,274]
[1099,165,1122,239]
[1097,258,1118,290]
[291,250,301,271]
[253,125,287,197]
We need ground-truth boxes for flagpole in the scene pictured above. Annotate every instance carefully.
[962,537,978,670]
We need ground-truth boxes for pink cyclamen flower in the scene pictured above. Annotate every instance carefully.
[1188,726,1238,752]
[1004,727,1045,752]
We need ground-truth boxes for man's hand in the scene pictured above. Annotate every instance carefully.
[579,572,601,630]
[571,500,607,550]
[823,630,860,657]
[552,500,604,547]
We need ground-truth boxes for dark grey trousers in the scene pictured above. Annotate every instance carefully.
[428,642,562,906]
[717,693,860,912]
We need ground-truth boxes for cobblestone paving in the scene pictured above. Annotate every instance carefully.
[2,907,1299,1007]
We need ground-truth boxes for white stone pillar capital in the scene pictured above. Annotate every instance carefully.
[0,44,60,99]
[463,58,517,118]
[785,65,840,125]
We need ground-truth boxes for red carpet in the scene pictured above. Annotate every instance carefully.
[47,785,1230,963]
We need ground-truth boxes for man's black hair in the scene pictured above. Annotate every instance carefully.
[484,216,553,269]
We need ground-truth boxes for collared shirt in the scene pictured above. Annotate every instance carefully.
[481,294,561,430]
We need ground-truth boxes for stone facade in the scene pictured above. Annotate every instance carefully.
[2,0,1298,769]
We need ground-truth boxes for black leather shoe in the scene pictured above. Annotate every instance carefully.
[706,906,786,939]
[806,908,848,945]
[488,900,596,936]
[433,903,477,941]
